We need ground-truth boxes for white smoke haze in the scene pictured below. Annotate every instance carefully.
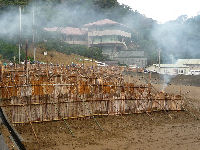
[0,1,199,62]
[151,15,200,61]
[0,1,106,40]
[162,75,174,91]
[150,15,199,91]
[0,1,154,43]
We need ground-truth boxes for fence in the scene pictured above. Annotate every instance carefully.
[0,65,183,124]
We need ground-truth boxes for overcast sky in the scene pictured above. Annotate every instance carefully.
[118,0,200,23]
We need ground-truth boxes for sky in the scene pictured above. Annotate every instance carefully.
[118,0,200,23]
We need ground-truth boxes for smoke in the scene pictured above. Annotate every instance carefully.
[162,75,174,91]
[0,1,106,41]
[151,15,200,61]
[0,1,153,44]
[150,15,200,91]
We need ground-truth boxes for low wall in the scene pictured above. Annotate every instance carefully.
[0,134,9,150]
[0,65,184,124]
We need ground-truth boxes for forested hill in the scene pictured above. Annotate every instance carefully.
[0,0,200,64]
[0,0,156,39]
[0,0,157,63]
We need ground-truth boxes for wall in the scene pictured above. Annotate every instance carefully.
[116,57,147,67]
[0,65,183,124]
[0,134,9,150]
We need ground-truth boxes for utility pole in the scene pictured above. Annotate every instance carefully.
[158,48,161,73]
[33,0,37,62]
[25,40,28,71]
[33,6,35,62]
[19,6,22,64]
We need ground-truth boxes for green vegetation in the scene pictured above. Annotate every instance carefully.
[0,0,157,63]
[0,39,25,62]
[1,0,200,64]
[39,40,107,61]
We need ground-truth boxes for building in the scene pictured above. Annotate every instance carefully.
[147,64,190,75]
[44,27,88,45]
[60,27,88,45]
[176,59,200,69]
[114,50,147,67]
[44,19,147,67]
[84,19,147,67]
[84,19,130,50]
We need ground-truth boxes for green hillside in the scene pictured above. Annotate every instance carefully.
[1,0,200,64]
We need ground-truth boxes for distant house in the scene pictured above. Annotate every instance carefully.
[84,19,147,67]
[60,27,88,45]
[147,59,200,75]
[84,19,131,49]
[176,59,200,69]
[147,64,189,75]
[44,27,88,45]
[44,19,147,67]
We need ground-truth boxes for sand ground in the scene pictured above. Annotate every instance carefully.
[1,74,200,150]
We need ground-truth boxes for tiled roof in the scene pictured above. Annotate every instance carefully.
[60,27,87,35]
[43,27,58,32]
[44,27,87,35]
[84,19,122,27]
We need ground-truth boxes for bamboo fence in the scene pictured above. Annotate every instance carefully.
[0,64,183,124]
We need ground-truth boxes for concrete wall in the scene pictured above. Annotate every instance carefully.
[101,47,147,67]
[115,57,147,67]
[0,134,9,150]
[117,50,144,58]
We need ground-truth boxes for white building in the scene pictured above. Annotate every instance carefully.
[147,64,189,75]
[176,59,200,69]
[44,19,147,67]
[147,59,200,75]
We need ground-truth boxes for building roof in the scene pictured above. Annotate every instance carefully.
[153,64,189,68]
[84,19,124,27]
[44,27,87,35]
[176,59,200,65]
[60,27,87,35]
[44,27,58,32]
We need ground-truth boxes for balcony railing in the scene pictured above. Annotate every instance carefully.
[89,41,125,45]
[88,30,131,38]
[65,40,88,45]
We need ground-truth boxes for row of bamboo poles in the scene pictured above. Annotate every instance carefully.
[0,64,183,124]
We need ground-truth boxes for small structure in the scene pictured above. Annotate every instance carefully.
[176,59,200,70]
[115,50,147,67]
[147,64,189,75]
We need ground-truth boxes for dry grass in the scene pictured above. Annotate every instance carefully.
[28,47,96,66]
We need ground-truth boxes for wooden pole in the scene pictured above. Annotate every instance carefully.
[63,119,75,137]
[32,5,36,62]
[19,6,22,64]
[25,40,28,71]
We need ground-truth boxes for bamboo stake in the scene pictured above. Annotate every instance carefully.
[62,119,75,137]
[82,99,103,131]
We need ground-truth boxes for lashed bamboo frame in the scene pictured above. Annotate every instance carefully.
[0,64,183,125]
